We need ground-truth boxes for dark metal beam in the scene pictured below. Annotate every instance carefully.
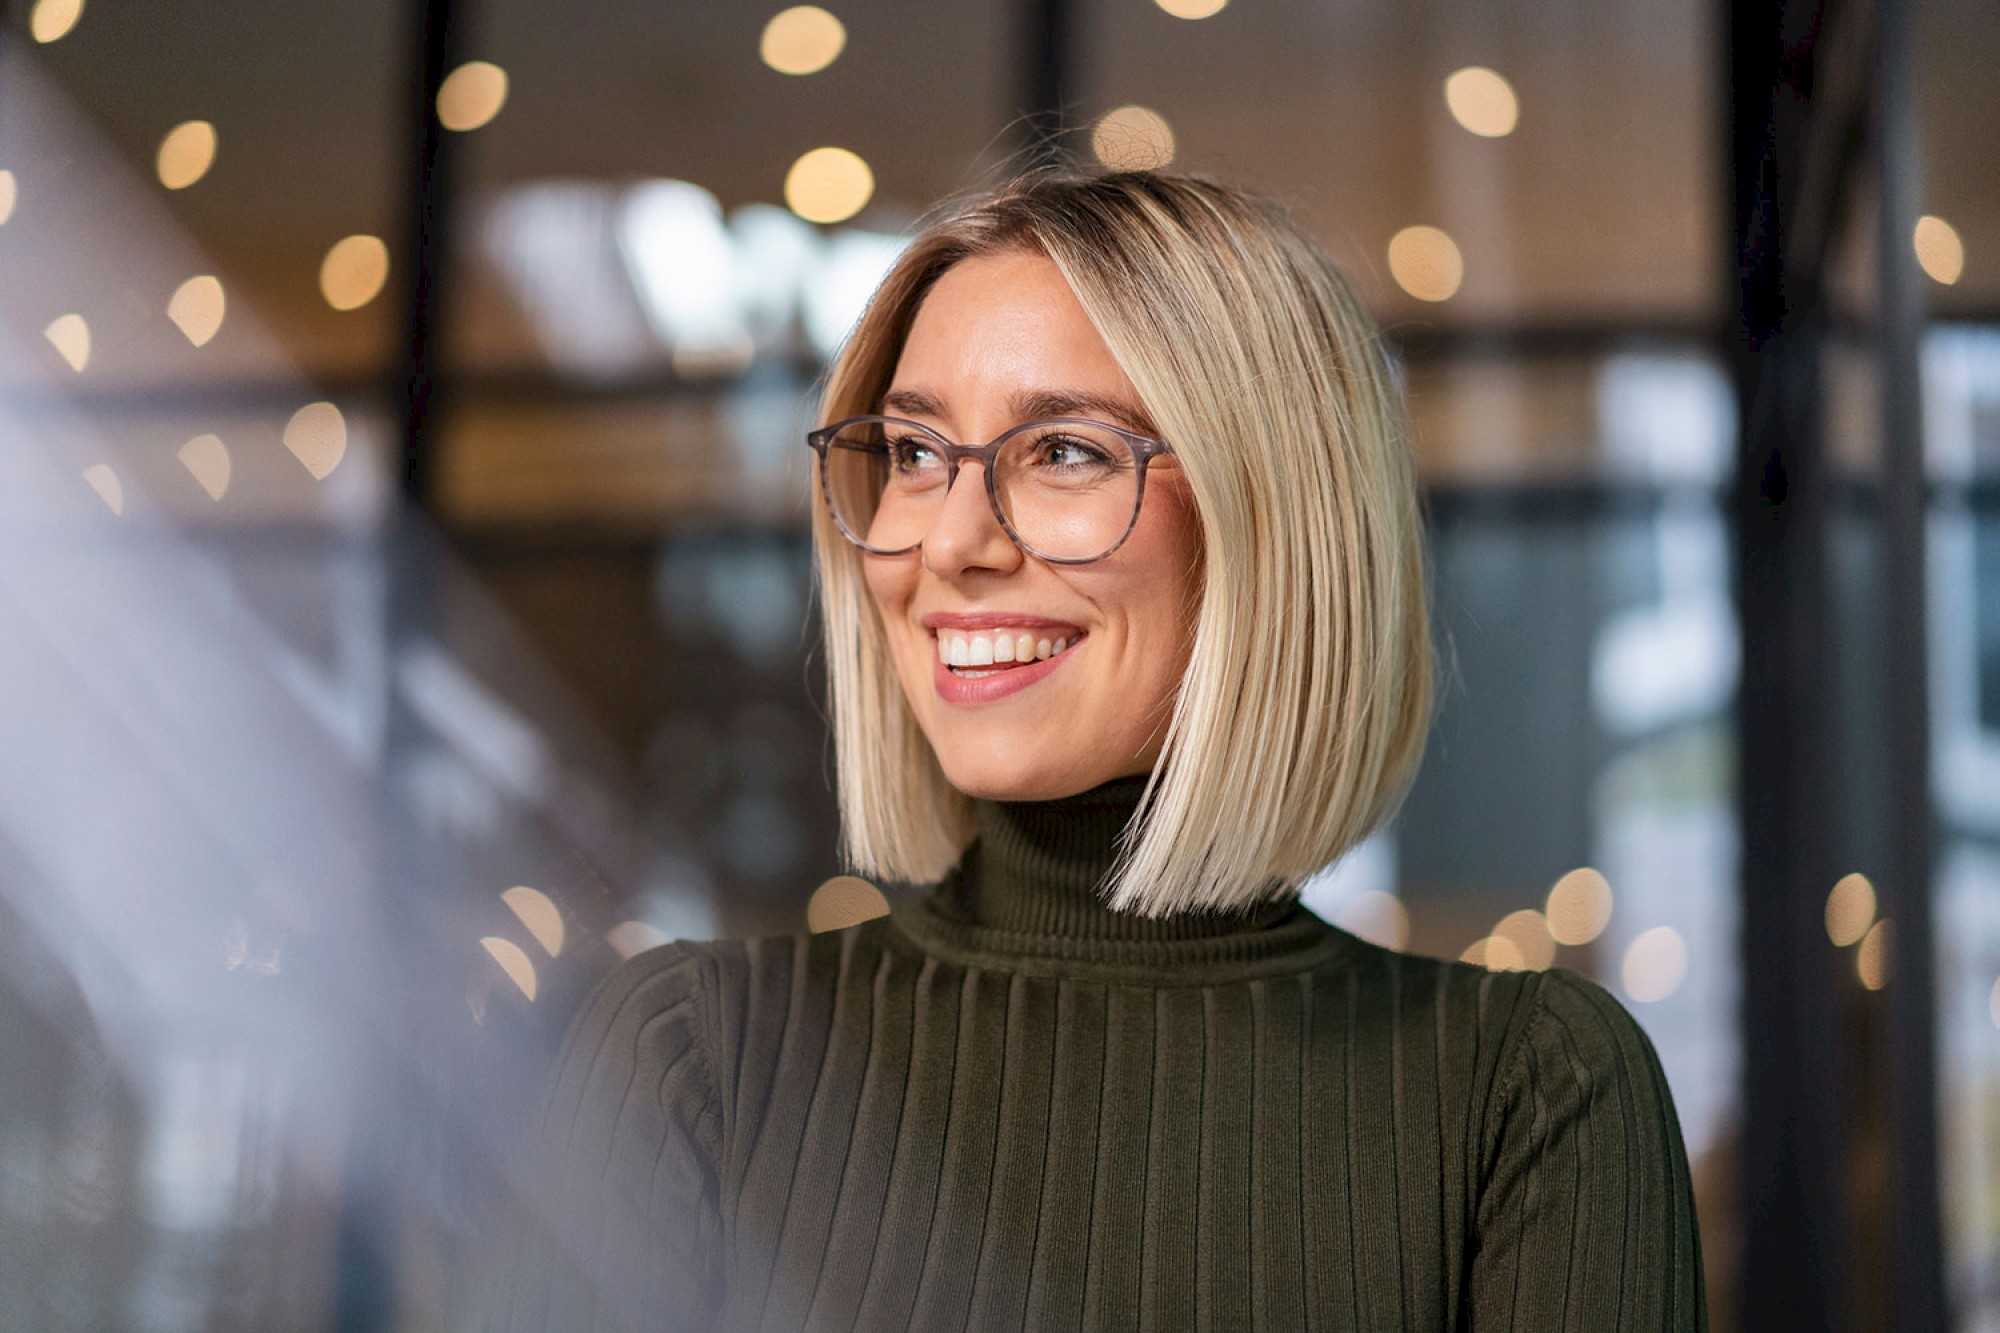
[1017,0,1077,167]
[1724,1,1853,1328]
[1870,0,1947,1323]
[393,0,465,509]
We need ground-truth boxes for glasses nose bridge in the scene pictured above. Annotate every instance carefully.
[937,437,999,497]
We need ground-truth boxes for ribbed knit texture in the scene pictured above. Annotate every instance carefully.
[485,778,1707,1330]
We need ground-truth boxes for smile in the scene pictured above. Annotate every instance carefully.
[925,625,1085,704]
[934,629,1078,673]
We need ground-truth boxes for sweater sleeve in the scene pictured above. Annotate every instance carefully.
[482,944,726,1333]
[1468,967,1708,1331]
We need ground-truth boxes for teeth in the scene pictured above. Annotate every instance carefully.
[935,629,1078,668]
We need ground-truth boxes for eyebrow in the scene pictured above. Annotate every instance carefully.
[880,387,1158,436]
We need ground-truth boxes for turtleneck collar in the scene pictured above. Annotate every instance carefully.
[890,776,1345,978]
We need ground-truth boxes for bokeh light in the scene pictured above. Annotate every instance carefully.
[1913,214,1965,285]
[1329,889,1410,952]
[0,170,17,225]
[1824,872,1876,947]
[178,434,231,501]
[320,234,391,311]
[156,120,217,190]
[282,402,347,481]
[29,0,83,44]
[1545,867,1613,945]
[806,875,889,933]
[784,147,873,224]
[760,6,846,75]
[1858,919,1892,990]
[501,886,565,957]
[479,936,537,1001]
[1388,225,1464,302]
[1154,0,1228,17]
[607,920,670,960]
[1461,935,1526,971]
[43,313,90,372]
[1091,105,1176,172]
[1493,908,1556,971]
[1621,926,1688,1002]
[437,61,509,132]
[167,275,225,347]
[1445,66,1520,137]
[80,463,123,514]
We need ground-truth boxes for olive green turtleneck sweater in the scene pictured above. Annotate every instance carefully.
[486,779,1706,1330]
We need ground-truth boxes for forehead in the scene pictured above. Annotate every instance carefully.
[889,252,1149,428]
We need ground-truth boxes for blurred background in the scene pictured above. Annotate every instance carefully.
[0,0,1993,1327]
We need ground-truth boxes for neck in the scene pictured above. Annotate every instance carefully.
[932,774,1295,942]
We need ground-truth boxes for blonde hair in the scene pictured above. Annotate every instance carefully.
[812,170,1433,917]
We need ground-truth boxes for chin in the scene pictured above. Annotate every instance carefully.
[929,737,1151,804]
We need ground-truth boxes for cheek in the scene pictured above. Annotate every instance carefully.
[862,553,913,619]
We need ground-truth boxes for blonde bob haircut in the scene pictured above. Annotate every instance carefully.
[812,169,1433,918]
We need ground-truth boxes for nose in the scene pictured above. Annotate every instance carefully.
[921,459,1022,578]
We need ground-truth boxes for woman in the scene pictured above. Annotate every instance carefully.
[487,170,1707,1330]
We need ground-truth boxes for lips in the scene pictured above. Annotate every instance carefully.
[917,612,1087,701]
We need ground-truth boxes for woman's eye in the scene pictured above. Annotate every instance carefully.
[1036,436,1111,468]
[887,438,940,470]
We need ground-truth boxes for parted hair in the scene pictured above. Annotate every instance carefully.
[811,169,1433,917]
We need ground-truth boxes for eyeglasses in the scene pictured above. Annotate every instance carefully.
[807,415,1175,564]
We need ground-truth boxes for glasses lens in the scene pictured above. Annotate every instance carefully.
[821,419,948,552]
[995,423,1142,560]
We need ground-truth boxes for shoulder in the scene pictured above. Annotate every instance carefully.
[1474,964,1691,1193]
[564,918,900,1087]
[1488,965,1674,1112]
[549,941,732,1128]
[1308,934,1677,1130]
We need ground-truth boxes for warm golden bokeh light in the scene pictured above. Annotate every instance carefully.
[157,120,217,190]
[283,402,347,480]
[167,275,225,347]
[807,875,890,933]
[1155,0,1228,17]
[1823,872,1876,947]
[1857,919,1892,990]
[177,434,231,501]
[0,170,17,226]
[1545,867,1613,946]
[1622,926,1689,1002]
[784,146,873,224]
[1388,225,1464,302]
[1493,908,1556,971]
[760,6,846,75]
[502,885,565,957]
[1913,215,1965,285]
[320,234,391,311]
[437,61,509,132]
[44,313,90,372]
[1091,105,1176,172]
[29,0,83,43]
[1461,935,1525,971]
[480,936,537,1001]
[607,920,671,960]
[1444,66,1520,137]
[1330,889,1410,952]
[81,463,123,515]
